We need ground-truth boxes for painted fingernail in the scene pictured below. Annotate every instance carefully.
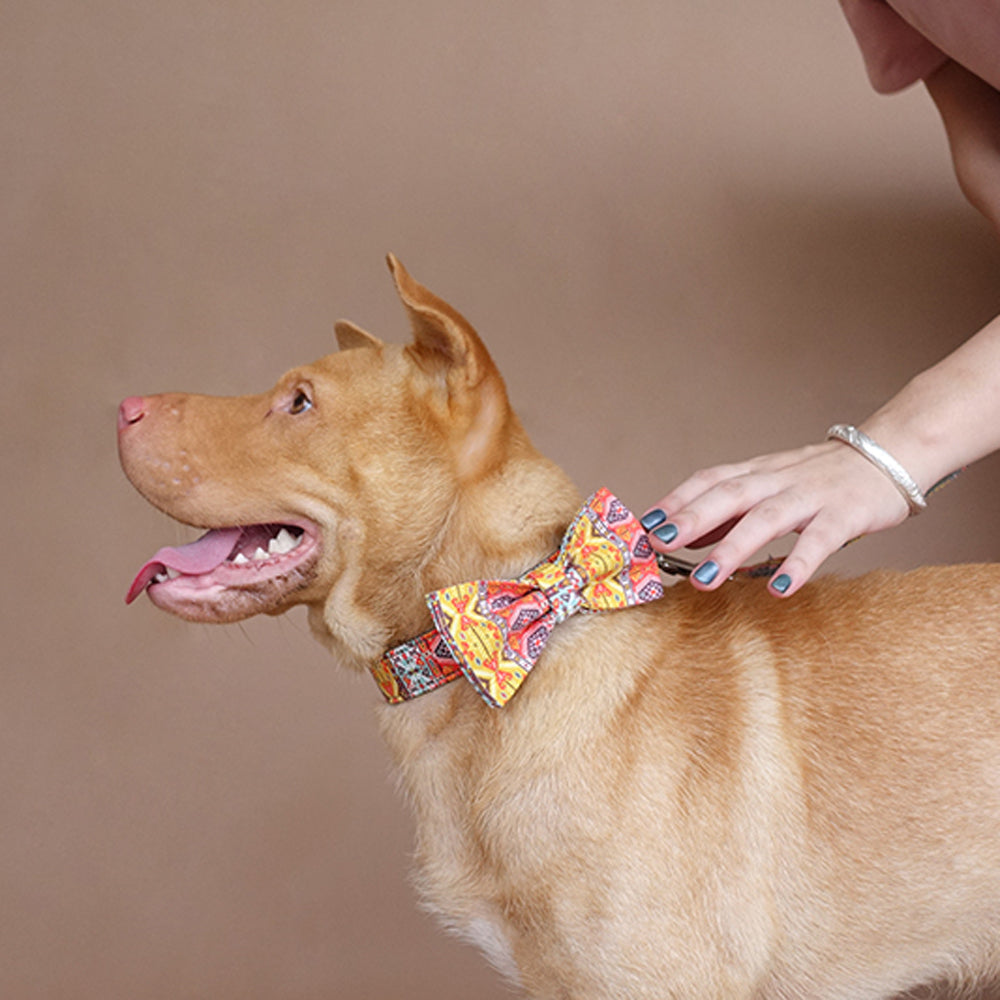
[640,509,667,531]
[770,573,792,595]
[693,561,719,585]
[653,523,679,545]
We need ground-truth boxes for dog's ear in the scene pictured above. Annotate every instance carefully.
[387,253,495,390]
[387,254,512,479]
[334,320,383,352]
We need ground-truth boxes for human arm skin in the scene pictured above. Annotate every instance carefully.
[644,314,1000,597]
[926,59,1000,231]
[645,56,1000,598]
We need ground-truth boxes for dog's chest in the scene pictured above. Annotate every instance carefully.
[441,908,522,987]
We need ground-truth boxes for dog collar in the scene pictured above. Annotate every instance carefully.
[371,488,664,708]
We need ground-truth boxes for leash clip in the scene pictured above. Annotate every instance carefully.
[655,552,698,578]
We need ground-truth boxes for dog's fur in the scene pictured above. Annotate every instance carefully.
[119,257,1000,999]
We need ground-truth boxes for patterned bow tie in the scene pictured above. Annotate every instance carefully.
[372,488,664,708]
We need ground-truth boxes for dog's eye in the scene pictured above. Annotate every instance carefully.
[289,388,313,415]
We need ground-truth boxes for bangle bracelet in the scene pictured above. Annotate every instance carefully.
[826,424,927,515]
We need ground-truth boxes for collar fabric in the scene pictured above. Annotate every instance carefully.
[371,488,664,708]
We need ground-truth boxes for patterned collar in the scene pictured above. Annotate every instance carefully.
[370,489,664,709]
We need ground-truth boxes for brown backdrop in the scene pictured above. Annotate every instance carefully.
[4,2,1000,998]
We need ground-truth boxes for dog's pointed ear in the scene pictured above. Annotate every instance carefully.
[387,253,494,390]
[387,254,514,480]
[334,320,383,352]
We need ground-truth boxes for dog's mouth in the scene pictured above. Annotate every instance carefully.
[125,521,321,621]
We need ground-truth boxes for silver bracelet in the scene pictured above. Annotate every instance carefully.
[826,424,927,515]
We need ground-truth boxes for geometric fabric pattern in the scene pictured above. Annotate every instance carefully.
[372,488,664,708]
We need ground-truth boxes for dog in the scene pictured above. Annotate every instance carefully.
[119,256,1000,999]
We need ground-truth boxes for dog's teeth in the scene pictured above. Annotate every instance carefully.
[154,571,168,584]
[166,568,181,580]
[269,528,298,555]
[232,552,249,565]
[253,546,269,561]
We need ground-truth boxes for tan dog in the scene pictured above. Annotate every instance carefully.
[119,257,1000,999]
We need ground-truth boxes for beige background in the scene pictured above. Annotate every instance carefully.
[4,2,1000,998]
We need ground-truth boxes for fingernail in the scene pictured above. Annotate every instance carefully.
[693,561,719,585]
[640,509,667,531]
[653,523,679,545]
[771,573,792,595]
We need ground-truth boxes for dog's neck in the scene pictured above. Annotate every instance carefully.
[308,444,582,675]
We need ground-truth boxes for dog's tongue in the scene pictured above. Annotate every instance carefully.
[125,527,242,604]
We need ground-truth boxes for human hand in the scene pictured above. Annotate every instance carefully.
[642,440,912,597]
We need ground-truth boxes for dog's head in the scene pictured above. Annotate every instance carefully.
[120,256,575,663]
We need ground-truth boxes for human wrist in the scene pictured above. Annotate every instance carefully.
[826,424,926,514]
[859,371,970,495]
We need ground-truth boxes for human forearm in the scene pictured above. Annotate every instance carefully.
[862,311,1000,490]
[644,311,1000,597]
[641,7,1000,598]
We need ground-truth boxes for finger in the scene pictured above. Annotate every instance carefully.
[643,462,759,527]
[642,445,841,553]
[686,493,810,590]
[686,516,741,549]
[643,514,742,554]
[765,511,859,597]
[656,472,786,554]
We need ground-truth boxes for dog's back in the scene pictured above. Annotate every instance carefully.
[388,566,1000,998]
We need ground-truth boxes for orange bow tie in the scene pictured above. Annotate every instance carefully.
[372,489,664,708]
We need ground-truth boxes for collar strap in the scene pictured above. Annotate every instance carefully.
[371,488,664,708]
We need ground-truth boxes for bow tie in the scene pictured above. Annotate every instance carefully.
[372,489,664,708]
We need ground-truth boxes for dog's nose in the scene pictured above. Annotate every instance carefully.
[118,396,147,431]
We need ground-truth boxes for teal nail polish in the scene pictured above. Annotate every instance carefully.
[640,509,667,531]
[693,560,719,585]
[771,573,792,594]
[653,523,678,545]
